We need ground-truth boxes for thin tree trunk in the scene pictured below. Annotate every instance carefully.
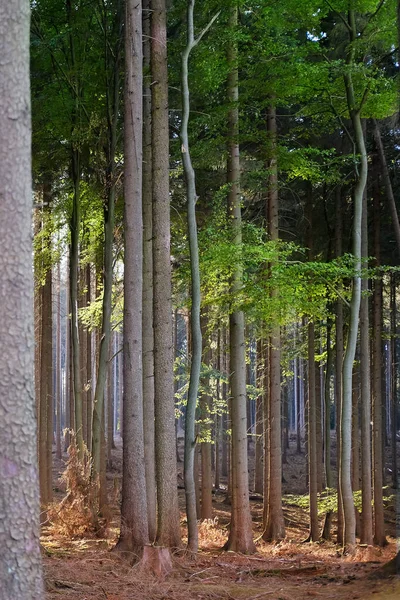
[372,160,387,547]
[372,120,400,258]
[263,103,285,543]
[308,321,319,541]
[56,258,62,460]
[390,273,398,490]
[324,319,333,488]
[142,0,157,532]
[254,339,264,494]
[224,5,255,554]
[340,11,367,550]
[335,186,344,545]
[360,174,373,545]
[91,0,121,484]
[180,0,218,550]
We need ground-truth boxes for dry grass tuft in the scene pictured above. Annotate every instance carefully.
[47,436,110,539]
[198,517,227,550]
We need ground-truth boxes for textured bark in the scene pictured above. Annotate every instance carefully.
[200,319,212,521]
[224,5,255,554]
[308,322,319,541]
[91,0,121,483]
[151,0,181,549]
[0,0,44,594]
[115,0,149,555]
[324,319,333,489]
[142,0,157,543]
[372,165,387,547]
[55,259,62,460]
[335,187,344,545]
[254,339,264,494]
[360,175,373,545]
[372,120,400,258]
[390,274,398,490]
[263,103,285,543]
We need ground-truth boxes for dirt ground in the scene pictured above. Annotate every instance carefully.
[42,437,399,600]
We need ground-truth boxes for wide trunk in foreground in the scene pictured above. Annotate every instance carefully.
[0,1,44,597]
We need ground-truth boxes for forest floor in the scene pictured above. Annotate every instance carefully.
[42,437,399,600]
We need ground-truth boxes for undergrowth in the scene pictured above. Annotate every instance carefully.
[47,434,110,539]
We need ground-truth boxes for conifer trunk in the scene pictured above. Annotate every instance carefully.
[224,4,255,553]
[0,0,44,593]
[115,0,149,555]
[152,0,181,549]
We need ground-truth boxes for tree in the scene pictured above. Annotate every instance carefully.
[115,0,149,556]
[0,0,44,596]
[152,0,182,549]
[224,4,255,554]
[180,0,220,553]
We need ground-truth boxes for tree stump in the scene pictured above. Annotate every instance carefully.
[139,545,173,578]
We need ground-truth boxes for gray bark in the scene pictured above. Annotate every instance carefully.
[142,0,157,543]
[224,5,255,554]
[340,11,367,550]
[263,105,285,542]
[115,0,149,554]
[360,176,373,545]
[0,0,44,595]
[151,0,181,548]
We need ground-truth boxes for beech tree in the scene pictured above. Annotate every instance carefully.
[0,0,44,597]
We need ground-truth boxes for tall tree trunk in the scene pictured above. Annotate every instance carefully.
[55,258,62,460]
[115,0,149,555]
[180,0,218,550]
[263,103,285,543]
[151,0,181,549]
[224,5,255,554]
[69,150,83,457]
[360,175,373,545]
[142,0,157,543]
[372,120,400,258]
[390,274,398,490]
[254,339,264,494]
[308,321,319,541]
[91,0,121,485]
[324,318,333,489]
[372,158,387,547]
[335,187,344,545]
[0,0,44,592]
[340,10,367,550]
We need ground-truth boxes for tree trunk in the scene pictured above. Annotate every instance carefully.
[324,319,333,488]
[151,0,181,549]
[360,173,373,545]
[372,120,400,258]
[263,103,285,543]
[254,339,264,494]
[200,321,212,520]
[308,321,319,541]
[180,0,217,550]
[224,5,255,554]
[0,0,44,592]
[115,0,149,556]
[390,273,398,490]
[372,159,387,547]
[335,187,344,546]
[142,0,157,543]
[91,0,121,485]
[340,11,367,550]
[56,258,62,460]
